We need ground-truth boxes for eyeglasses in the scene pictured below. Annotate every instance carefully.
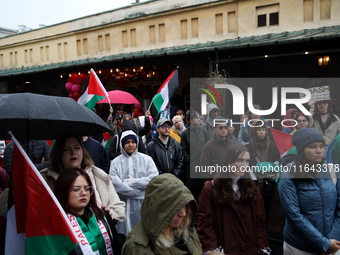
[160,125,171,129]
[218,126,228,130]
[71,186,93,197]
[297,119,308,123]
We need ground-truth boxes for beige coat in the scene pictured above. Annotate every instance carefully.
[40,165,126,223]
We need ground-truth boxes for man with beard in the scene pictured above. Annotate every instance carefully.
[146,118,184,178]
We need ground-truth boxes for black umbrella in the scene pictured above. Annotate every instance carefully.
[0,93,111,140]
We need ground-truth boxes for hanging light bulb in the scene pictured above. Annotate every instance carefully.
[60,75,63,78]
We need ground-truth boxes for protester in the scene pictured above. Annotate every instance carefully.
[237,114,249,144]
[290,112,330,144]
[310,100,340,140]
[170,115,186,143]
[160,101,180,120]
[106,107,119,137]
[238,105,271,145]
[279,129,340,255]
[181,109,210,200]
[201,103,220,140]
[54,168,124,255]
[226,118,237,142]
[282,108,298,133]
[246,121,280,226]
[176,109,187,127]
[200,117,235,182]
[40,132,126,223]
[109,130,158,236]
[200,102,210,125]
[83,136,110,174]
[197,143,269,254]
[146,118,184,178]
[4,139,51,174]
[108,120,148,160]
[122,173,203,255]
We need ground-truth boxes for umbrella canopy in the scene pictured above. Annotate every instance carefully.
[0,93,111,140]
[97,90,141,107]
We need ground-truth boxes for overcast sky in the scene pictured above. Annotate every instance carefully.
[2,0,147,30]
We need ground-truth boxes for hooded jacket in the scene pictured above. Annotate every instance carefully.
[108,120,147,160]
[201,104,220,141]
[122,173,203,255]
[110,130,158,236]
[279,165,340,253]
[146,136,184,178]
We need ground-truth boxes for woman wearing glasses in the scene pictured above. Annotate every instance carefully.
[54,168,124,255]
[40,133,125,224]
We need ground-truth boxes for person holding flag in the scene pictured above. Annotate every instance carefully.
[150,69,179,119]
[54,168,124,255]
[77,68,110,110]
[40,133,126,224]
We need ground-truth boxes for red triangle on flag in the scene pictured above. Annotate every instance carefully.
[271,128,294,155]
[12,145,78,241]
[87,69,107,97]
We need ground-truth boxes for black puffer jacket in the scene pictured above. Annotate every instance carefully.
[108,120,147,160]
[146,137,184,178]
[4,140,51,174]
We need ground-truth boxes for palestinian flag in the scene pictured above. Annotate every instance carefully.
[78,68,109,110]
[152,69,179,115]
[5,135,78,255]
[101,132,112,152]
[270,128,294,155]
[270,128,294,190]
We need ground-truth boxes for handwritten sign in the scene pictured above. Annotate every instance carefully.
[300,85,330,101]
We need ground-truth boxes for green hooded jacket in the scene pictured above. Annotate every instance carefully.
[122,174,203,255]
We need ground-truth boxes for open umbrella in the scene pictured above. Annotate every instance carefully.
[0,93,111,140]
[97,90,141,107]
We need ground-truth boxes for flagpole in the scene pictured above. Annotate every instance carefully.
[8,131,81,249]
[148,100,153,111]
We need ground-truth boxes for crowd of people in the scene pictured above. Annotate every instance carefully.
[0,98,340,255]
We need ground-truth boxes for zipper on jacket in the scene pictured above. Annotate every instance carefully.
[166,151,170,171]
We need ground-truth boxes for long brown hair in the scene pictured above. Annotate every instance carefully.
[250,121,269,162]
[215,143,259,205]
[54,168,103,220]
[49,133,93,173]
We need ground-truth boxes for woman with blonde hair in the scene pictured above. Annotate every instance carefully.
[122,173,202,255]
[40,132,125,223]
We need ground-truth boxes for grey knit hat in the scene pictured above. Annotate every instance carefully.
[292,128,325,153]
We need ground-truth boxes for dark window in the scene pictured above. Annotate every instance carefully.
[258,14,266,27]
[270,12,279,25]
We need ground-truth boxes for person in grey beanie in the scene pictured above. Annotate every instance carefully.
[279,128,340,255]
